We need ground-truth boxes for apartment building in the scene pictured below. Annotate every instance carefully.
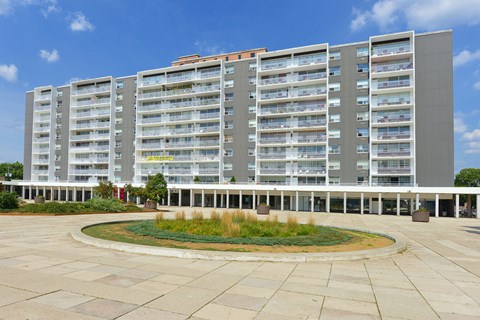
[23,30,454,188]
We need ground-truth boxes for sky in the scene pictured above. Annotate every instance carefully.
[0,0,479,173]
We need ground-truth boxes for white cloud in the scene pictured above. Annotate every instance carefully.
[70,12,94,31]
[465,141,480,154]
[41,0,59,18]
[453,50,480,67]
[454,113,468,133]
[0,64,17,82]
[463,129,480,141]
[39,49,59,63]
[194,40,226,56]
[351,0,480,32]
[474,81,480,91]
[0,0,13,15]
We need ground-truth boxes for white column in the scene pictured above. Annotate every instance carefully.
[410,196,414,214]
[82,188,85,202]
[311,191,315,213]
[126,191,129,203]
[220,192,224,207]
[226,190,230,208]
[326,192,330,213]
[167,189,171,206]
[179,189,182,206]
[281,191,284,211]
[201,189,205,208]
[239,190,242,209]
[73,187,77,202]
[378,193,382,215]
[43,186,46,197]
[29,186,32,200]
[477,195,480,219]
[36,186,39,198]
[360,193,364,214]
[252,190,255,210]
[266,190,270,206]
[190,189,193,207]
[22,186,25,199]
[295,191,299,212]
[117,188,121,199]
[90,187,93,200]
[415,193,420,210]
[455,194,460,218]
[59,186,62,201]
[50,186,54,201]
[136,196,140,205]
[343,192,347,214]
[213,190,217,208]
[435,194,439,218]
[65,187,69,202]
[396,193,401,216]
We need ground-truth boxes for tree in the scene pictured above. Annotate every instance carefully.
[0,162,23,180]
[455,168,480,212]
[124,183,145,202]
[94,181,114,199]
[144,174,168,204]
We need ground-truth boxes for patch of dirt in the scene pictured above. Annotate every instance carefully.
[89,222,394,253]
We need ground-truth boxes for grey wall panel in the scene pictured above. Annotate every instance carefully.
[415,31,454,187]
[23,92,34,180]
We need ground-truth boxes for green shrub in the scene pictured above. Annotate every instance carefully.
[84,198,126,213]
[19,202,85,214]
[0,192,18,209]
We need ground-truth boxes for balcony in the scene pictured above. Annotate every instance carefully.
[70,145,110,152]
[197,139,220,147]
[138,86,220,100]
[295,152,326,159]
[71,122,110,129]
[32,169,49,174]
[372,43,411,57]
[137,143,163,150]
[33,116,51,122]
[257,153,287,160]
[372,97,412,108]
[259,168,287,175]
[295,168,326,175]
[258,137,287,144]
[34,104,51,111]
[372,79,411,90]
[372,115,412,124]
[138,117,163,125]
[259,54,327,72]
[72,85,111,96]
[69,169,109,175]
[140,70,221,88]
[195,126,220,134]
[258,121,291,130]
[198,168,219,174]
[371,62,413,74]
[33,137,50,143]
[70,133,110,141]
[32,159,50,164]
[372,150,412,157]
[373,167,412,174]
[259,87,326,101]
[259,102,326,115]
[373,132,411,140]
[72,110,111,118]
[166,168,192,175]
[296,72,327,82]
[33,126,50,133]
[35,94,52,102]
[32,147,49,153]
[73,97,111,107]
[71,157,109,163]
[294,119,327,129]
[137,98,221,112]
[293,135,327,144]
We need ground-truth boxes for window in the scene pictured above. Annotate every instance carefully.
[357,160,369,170]
[224,135,233,143]
[115,129,122,136]
[250,52,255,58]
[329,176,340,185]
[57,102,62,108]
[357,144,369,153]
[249,62,257,71]
[224,80,234,88]
[115,164,121,171]
[357,79,368,89]
[329,51,341,60]
[329,129,340,138]
[225,56,229,62]
[248,148,255,156]
[224,149,233,157]
[224,106,233,115]
[357,63,369,73]
[249,91,256,99]
[357,176,367,185]
[357,112,369,121]
[225,93,234,102]
[249,76,257,85]
[224,163,233,170]
[329,82,340,92]
[115,118,122,124]
[248,162,256,170]
[116,106,123,112]
[116,81,124,89]
[357,128,369,137]
[57,90,63,97]
[248,105,256,113]
[115,141,122,147]
[329,98,340,107]
[115,152,121,159]
[237,54,242,60]
[224,121,233,129]
[248,133,256,142]
[357,96,369,105]
[248,119,256,128]
[357,47,369,57]
[329,160,340,170]
[329,114,340,123]
[116,93,123,100]
[329,144,340,154]
[329,66,340,76]
[225,65,234,74]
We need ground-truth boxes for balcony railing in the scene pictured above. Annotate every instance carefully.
[72,85,111,96]
[33,137,50,143]
[294,135,327,143]
[34,104,51,111]
[374,132,411,140]
[372,115,411,123]
[70,145,110,152]
[374,167,412,174]
[260,87,326,100]
[372,97,411,107]
[138,86,220,100]
[137,98,221,112]
[259,168,287,174]
[294,119,327,128]
[295,152,326,159]
[295,168,326,174]
[71,157,109,163]
[73,98,111,107]
[35,94,52,102]
[372,150,412,157]
[257,153,287,160]
[140,71,221,87]
[70,133,110,141]
[258,121,291,130]
[258,137,287,144]
[372,79,411,90]
[33,116,51,122]
[259,54,327,71]
[372,44,411,57]
[71,122,110,129]
[69,169,109,175]
[259,72,327,86]
[33,126,50,133]
[72,110,111,118]
[259,102,326,115]
[371,62,413,73]
[32,159,50,164]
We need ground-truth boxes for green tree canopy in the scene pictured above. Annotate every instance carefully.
[0,162,23,180]
[455,168,480,187]
[94,181,114,199]
[144,174,168,203]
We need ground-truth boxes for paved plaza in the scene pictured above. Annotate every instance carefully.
[0,208,480,319]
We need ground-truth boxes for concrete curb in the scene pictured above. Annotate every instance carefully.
[71,219,407,262]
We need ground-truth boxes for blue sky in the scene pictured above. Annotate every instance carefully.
[0,0,479,173]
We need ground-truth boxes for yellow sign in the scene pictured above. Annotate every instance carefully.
[147,156,173,161]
